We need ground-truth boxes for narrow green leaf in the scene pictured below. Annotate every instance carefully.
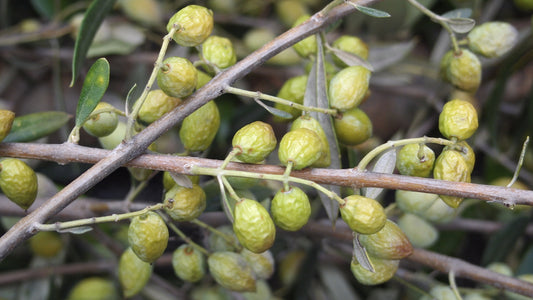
[75,58,110,127]
[355,5,391,18]
[3,111,71,143]
[253,98,293,120]
[353,235,374,272]
[304,34,341,224]
[364,150,396,199]
[446,17,476,34]
[70,0,116,86]
[169,172,193,189]
[368,39,416,72]
[482,216,529,266]
[328,47,374,71]
[318,264,360,300]
[30,0,55,19]
[57,226,93,234]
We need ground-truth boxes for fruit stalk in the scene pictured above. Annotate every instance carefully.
[160,213,210,256]
[357,137,456,171]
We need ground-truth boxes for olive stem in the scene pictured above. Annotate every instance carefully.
[283,161,293,191]
[158,212,210,256]
[193,166,345,205]
[357,137,455,171]
[406,0,461,53]
[191,219,243,252]
[124,170,159,204]
[220,148,240,170]
[125,24,180,140]
[225,86,338,116]
[449,270,464,300]
[34,203,165,232]
[221,175,241,203]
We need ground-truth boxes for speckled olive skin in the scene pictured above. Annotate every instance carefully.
[163,184,206,221]
[358,220,413,260]
[157,56,197,98]
[118,247,152,298]
[439,99,478,140]
[340,195,386,235]
[179,100,220,152]
[291,115,330,168]
[233,198,276,253]
[207,251,256,292]
[232,121,277,164]
[0,158,38,210]
[278,128,323,170]
[172,244,206,282]
[329,66,371,111]
[396,144,435,178]
[128,211,169,263]
[350,256,399,286]
[167,5,213,47]
[270,186,311,231]
[433,149,471,208]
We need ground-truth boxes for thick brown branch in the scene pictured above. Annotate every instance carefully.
[1,142,532,206]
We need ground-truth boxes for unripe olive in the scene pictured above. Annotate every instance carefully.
[278,128,323,170]
[397,213,438,248]
[157,56,197,98]
[163,184,206,221]
[139,89,181,124]
[179,100,220,152]
[275,0,309,27]
[167,5,213,47]
[333,107,372,146]
[0,158,38,210]
[486,262,513,277]
[468,22,518,58]
[291,115,330,167]
[196,69,212,89]
[444,141,476,173]
[395,190,439,215]
[340,195,386,235]
[446,49,482,92]
[396,144,435,177]
[274,75,308,122]
[207,251,256,292]
[128,211,169,263]
[82,102,119,138]
[242,279,273,300]
[232,121,277,164]
[0,109,15,142]
[433,149,472,208]
[419,285,456,300]
[331,35,369,68]
[119,0,162,26]
[463,292,492,300]
[240,248,275,280]
[202,35,237,69]
[68,277,119,300]
[329,66,371,111]
[29,231,63,258]
[291,15,317,58]
[423,197,457,223]
[233,198,276,253]
[358,220,413,260]
[350,256,399,285]
[270,186,311,231]
[439,99,478,140]
[118,247,152,298]
[98,121,126,150]
[172,244,206,282]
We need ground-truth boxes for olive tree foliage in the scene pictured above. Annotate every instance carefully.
[0,0,533,299]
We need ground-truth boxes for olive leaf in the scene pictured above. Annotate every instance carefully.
[353,234,374,272]
[327,46,374,71]
[318,264,361,300]
[168,172,193,189]
[517,245,533,275]
[353,4,391,18]
[70,0,116,86]
[252,98,293,120]
[57,226,93,234]
[363,149,396,199]
[367,39,416,72]
[75,58,110,127]
[441,8,472,19]
[445,17,476,34]
[4,111,71,143]
[304,33,341,224]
